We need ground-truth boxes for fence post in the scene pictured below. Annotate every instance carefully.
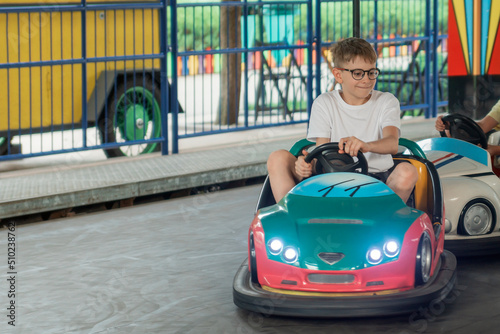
[313,0,320,102]
[431,0,439,118]
[353,0,360,38]
[81,0,88,149]
[243,0,249,128]
[424,0,432,118]
[160,0,170,155]
[170,0,179,154]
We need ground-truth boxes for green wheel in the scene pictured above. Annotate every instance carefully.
[0,137,9,155]
[99,74,162,158]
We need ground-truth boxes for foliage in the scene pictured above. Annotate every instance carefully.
[174,0,448,51]
[177,6,221,51]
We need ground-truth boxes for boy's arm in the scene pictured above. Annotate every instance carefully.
[316,137,330,146]
[374,126,400,154]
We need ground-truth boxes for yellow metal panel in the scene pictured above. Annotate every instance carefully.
[0,2,160,132]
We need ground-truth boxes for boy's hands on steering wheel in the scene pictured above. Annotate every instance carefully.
[339,136,369,157]
[295,149,314,178]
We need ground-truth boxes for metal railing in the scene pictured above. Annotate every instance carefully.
[0,0,448,160]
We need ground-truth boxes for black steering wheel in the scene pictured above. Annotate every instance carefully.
[441,113,488,149]
[304,142,368,174]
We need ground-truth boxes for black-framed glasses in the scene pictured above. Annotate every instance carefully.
[336,67,381,80]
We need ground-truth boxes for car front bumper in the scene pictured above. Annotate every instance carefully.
[233,250,457,318]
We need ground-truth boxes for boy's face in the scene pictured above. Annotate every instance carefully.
[334,56,377,105]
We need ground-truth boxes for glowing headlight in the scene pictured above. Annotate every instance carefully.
[384,240,400,257]
[282,247,298,263]
[267,238,283,255]
[367,248,383,265]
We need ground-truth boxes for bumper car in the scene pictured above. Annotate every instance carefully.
[233,139,457,317]
[419,113,500,256]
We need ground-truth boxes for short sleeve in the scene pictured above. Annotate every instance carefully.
[307,94,333,142]
[380,93,401,137]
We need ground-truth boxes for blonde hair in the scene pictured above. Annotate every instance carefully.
[331,37,377,67]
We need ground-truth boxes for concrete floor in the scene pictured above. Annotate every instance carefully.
[1,184,500,334]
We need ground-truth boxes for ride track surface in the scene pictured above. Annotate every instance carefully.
[1,185,499,333]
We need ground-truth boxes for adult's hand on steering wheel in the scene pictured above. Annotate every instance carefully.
[441,114,488,149]
[304,142,368,174]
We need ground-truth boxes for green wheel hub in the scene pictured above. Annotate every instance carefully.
[115,86,161,154]
[122,104,149,141]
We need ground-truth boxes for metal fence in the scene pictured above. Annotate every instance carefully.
[0,0,448,160]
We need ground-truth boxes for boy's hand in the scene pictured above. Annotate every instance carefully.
[295,149,314,178]
[339,136,368,157]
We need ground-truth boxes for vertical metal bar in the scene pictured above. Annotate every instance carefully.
[39,10,43,152]
[210,5,214,132]
[5,13,11,154]
[109,8,117,147]
[353,0,360,38]
[432,0,439,117]
[60,10,64,144]
[92,10,97,149]
[28,12,33,152]
[192,6,197,130]
[122,7,127,143]
[184,7,188,131]
[81,0,88,149]
[132,7,137,144]
[150,7,155,133]
[225,5,229,127]
[374,0,379,55]
[313,0,320,101]
[170,0,179,153]
[71,11,75,142]
[258,2,264,120]
[160,0,169,155]
[102,8,107,147]
[201,6,205,129]
[50,11,54,151]
[424,0,431,118]
[243,0,249,128]
[16,12,22,151]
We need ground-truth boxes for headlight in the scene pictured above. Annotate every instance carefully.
[267,238,283,255]
[383,240,400,257]
[282,247,298,263]
[367,248,383,265]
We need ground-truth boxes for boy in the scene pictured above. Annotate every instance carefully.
[267,37,418,203]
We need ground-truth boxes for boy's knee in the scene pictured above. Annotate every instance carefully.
[267,149,293,172]
[402,163,419,185]
[394,163,419,188]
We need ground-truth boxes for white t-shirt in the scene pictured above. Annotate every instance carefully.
[307,90,401,173]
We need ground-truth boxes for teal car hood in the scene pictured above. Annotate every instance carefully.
[258,173,423,270]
